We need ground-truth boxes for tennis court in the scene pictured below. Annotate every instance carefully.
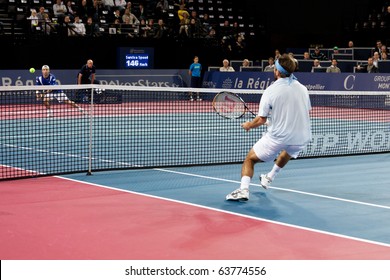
[1,86,390,259]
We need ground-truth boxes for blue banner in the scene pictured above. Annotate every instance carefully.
[2,69,390,91]
[202,72,390,91]
[0,69,190,87]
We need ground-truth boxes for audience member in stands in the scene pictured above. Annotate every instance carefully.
[137,3,147,21]
[373,40,383,55]
[384,5,390,28]
[233,35,246,59]
[65,0,76,20]
[348,40,354,48]
[27,9,39,32]
[112,8,123,23]
[189,10,202,36]
[241,59,250,68]
[326,59,341,73]
[102,0,115,12]
[36,6,46,21]
[156,0,169,20]
[73,15,86,35]
[274,49,281,60]
[201,13,212,33]
[219,59,235,72]
[84,16,100,36]
[177,4,189,22]
[356,57,379,73]
[61,15,78,36]
[263,57,275,72]
[154,18,168,38]
[219,20,232,40]
[303,51,310,60]
[380,44,389,56]
[122,8,139,25]
[381,51,388,61]
[53,0,67,23]
[91,0,105,22]
[114,0,127,11]
[78,0,92,23]
[42,12,55,35]
[310,46,327,60]
[178,9,190,38]
[373,51,380,67]
[311,59,321,72]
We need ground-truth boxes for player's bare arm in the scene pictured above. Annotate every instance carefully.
[241,116,267,131]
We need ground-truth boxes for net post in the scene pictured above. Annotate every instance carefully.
[87,86,94,176]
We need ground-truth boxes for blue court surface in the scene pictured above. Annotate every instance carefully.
[64,152,390,247]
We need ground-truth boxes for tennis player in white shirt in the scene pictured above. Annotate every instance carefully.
[226,53,312,201]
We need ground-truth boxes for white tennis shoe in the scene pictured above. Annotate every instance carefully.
[226,188,249,201]
[260,174,272,189]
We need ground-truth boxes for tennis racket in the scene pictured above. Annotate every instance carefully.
[212,91,257,119]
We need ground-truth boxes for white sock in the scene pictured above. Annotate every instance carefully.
[268,164,281,181]
[240,176,251,190]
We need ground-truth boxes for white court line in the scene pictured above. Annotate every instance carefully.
[3,140,390,210]
[153,168,390,210]
[57,175,390,248]
[3,141,389,211]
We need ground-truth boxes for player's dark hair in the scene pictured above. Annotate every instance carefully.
[278,54,296,75]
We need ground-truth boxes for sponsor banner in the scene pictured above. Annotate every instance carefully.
[202,72,390,91]
[3,69,390,91]
[0,69,190,87]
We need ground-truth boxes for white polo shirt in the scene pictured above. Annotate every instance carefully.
[258,77,312,145]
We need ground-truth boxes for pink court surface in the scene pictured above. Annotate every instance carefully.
[1,175,390,260]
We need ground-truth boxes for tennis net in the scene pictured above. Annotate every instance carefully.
[1,84,390,180]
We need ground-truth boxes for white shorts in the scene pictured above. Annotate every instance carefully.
[45,92,69,103]
[252,133,306,162]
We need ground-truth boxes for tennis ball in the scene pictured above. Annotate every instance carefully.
[29,68,35,74]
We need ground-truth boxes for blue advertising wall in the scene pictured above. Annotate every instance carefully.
[2,69,390,92]
[0,69,191,87]
[202,71,390,91]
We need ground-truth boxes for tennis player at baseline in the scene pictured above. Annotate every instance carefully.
[226,53,312,201]
[36,65,84,117]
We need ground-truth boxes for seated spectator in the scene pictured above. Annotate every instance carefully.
[263,57,275,72]
[53,0,67,23]
[310,46,328,60]
[178,10,190,38]
[137,3,147,21]
[73,15,86,35]
[303,51,311,60]
[102,0,115,12]
[242,59,250,68]
[311,59,321,72]
[219,59,235,72]
[62,15,77,36]
[154,18,167,39]
[65,0,76,21]
[326,59,341,73]
[122,8,139,25]
[77,0,91,23]
[27,9,39,32]
[155,0,169,20]
[356,57,379,73]
[84,16,101,36]
[111,8,123,23]
[114,0,127,12]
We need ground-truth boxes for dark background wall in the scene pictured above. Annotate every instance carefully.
[0,0,384,70]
